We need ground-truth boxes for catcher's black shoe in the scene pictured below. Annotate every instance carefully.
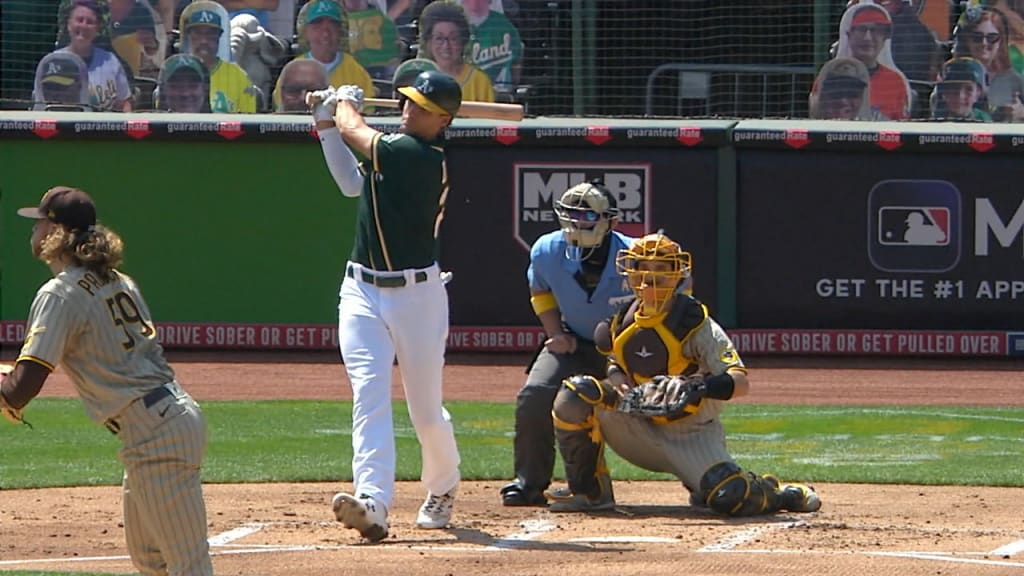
[778,483,821,512]
[500,482,548,507]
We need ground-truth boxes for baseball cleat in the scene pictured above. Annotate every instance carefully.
[333,492,389,542]
[500,482,548,507]
[416,488,456,529]
[778,483,822,513]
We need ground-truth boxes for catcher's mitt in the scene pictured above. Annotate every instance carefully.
[0,364,27,425]
[618,374,707,421]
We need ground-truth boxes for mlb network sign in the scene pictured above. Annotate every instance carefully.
[514,163,651,251]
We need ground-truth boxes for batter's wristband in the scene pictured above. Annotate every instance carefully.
[531,292,557,315]
[704,372,735,400]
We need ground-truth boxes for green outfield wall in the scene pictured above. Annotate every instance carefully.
[1,112,1022,356]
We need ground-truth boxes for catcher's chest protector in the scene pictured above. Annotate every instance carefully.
[611,296,707,383]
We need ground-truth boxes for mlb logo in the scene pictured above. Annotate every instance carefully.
[867,180,961,273]
[877,207,950,246]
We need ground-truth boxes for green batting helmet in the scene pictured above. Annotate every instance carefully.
[397,70,462,116]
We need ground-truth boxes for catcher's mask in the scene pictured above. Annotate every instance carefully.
[554,180,619,259]
[616,232,692,316]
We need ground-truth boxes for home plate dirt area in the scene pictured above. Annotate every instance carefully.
[1,352,1022,576]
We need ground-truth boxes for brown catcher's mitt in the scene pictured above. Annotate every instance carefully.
[0,364,27,425]
[618,374,707,420]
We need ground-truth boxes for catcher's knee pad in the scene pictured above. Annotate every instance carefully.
[699,461,779,516]
[552,376,605,426]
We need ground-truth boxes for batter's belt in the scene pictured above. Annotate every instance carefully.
[346,263,429,288]
[104,381,183,435]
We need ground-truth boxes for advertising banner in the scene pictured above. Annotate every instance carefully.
[736,151,1023,330]
[441,147,720,327]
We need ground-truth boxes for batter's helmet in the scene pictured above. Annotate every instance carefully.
[615,232,692,314]
[554,180,620,251]
[397,70,462,116]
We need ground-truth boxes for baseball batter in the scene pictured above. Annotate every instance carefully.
[548,233,822,516]
[1,186,213,575]
[500,180,637,507]
[310,71,464,541]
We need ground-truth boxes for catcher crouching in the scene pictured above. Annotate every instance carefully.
[547,232,821,516]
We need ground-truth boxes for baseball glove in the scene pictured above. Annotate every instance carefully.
[618,374,707,420]
[0,364,26,425]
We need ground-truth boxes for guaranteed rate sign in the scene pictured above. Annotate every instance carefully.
[513,162,652,252]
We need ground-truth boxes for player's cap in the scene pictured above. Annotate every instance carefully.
[17,186,97,231]
[184,7,223,30]
[940,57,987,88]
[305,0,343,23]
[39,52,85,87]
[821,58,868,94]
[397,70,462,116]
[392,58,439,91]
[851,4,891,26]
[159,54,208,84]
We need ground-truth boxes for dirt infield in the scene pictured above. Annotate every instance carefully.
[2,352,1023,575]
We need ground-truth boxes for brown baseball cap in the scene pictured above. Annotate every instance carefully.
[17,186,97,230]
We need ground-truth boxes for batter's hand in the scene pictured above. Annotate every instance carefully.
[545,332,577,355]
[337,85,365,113]
[306,87,338,122]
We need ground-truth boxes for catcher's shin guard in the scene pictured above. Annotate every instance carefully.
[552,381,606,502]
[698,461,784,516]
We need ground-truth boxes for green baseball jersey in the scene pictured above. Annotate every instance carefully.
[468,12,522,87]
[17,265,174,424]
[351,131,448,271]
[347,7,400,69]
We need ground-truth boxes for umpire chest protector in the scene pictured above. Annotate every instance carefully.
[596,295,708,383]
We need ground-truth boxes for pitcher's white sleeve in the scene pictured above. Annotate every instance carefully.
[318,128,364,198]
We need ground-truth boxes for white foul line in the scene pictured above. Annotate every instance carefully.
[870,551,1024,568]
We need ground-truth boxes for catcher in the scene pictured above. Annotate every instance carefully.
[547,232,821,516]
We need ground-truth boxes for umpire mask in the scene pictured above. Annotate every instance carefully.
[554,180,619,259]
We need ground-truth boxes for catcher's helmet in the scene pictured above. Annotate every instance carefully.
[554,180,619,251]
[397,70,462,116]
[616,232,692,315]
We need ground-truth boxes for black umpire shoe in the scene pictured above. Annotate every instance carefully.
[500,481,548,507]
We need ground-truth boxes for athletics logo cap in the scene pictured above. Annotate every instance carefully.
[18,186,97,230]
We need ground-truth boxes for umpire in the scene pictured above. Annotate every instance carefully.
[500,180,637,506]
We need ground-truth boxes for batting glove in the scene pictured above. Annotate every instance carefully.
[307,87,338,122]
[337,85,365,113]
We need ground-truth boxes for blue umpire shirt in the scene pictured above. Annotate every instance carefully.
[527,229,636,340]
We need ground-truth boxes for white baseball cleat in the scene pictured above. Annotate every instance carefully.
[333,492,389,542]
[415,488,456,529]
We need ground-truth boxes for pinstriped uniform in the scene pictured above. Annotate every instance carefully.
[18,265,213,576]
[596,295,744,494]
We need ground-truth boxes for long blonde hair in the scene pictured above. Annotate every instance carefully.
[39,224,124,280]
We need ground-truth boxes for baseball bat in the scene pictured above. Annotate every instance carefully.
[365,98,524,122]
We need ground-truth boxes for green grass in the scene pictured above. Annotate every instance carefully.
[2,400,1023,489]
